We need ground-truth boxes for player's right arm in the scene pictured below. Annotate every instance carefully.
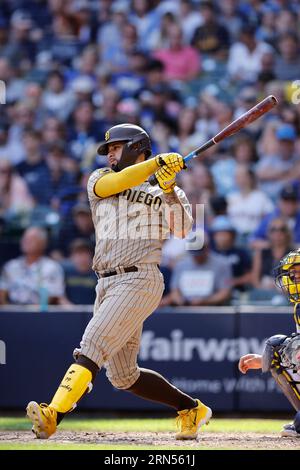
[238,354,262,374]
[93,153,185,198]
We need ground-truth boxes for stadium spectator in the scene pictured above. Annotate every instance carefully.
[15,129,47,200]
[255,124,298,200]
[24,82,48,127]
[210,133,259,198]
[231,135,259,166]
[219,0,244,42]
[67,100,99,162]
[96,1,126,57]
[189,163,216,209]
[191,1,230,58]
[44,12,82,66]
[0,227,65,305]
[4,10,36,67]
[29,143,76,209]
[251,184,300,249]
[275,10,299,40]
[100,22,138,73]
[69,0,94,46]
[110,50,147,100]
[257,51,276,87]
[256,6,277,45]
[171,107,203,156]
[62,239,96,305]
[227,165,274,243]
[139,83,177,133]
[251,218,293,291]
[210,216,252,292]
[227,25,273,83]
[0,120,23,165]
[153,23,201,82]
[42,70,74,121]
[53,202,95,258]
[149,11,178,51]
[210,195,228,218]
[41,116,66,149]
[177,0,203,44]
[169,233,232,306]
[130,0,161,52]
[0,159,34,224]
[274,32,300,81]
[7,101,36,163]
[97,86,120,131]
[0,56,25,104]
[143,58,165,90]
[72,44,98,81]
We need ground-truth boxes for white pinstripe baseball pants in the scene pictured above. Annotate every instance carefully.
[73,264,164,389]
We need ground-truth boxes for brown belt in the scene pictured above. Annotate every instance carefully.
[96,266,138,278]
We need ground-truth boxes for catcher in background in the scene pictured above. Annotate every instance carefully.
[239,249,300,437]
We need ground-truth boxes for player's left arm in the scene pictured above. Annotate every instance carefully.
[155,167,193,238]
[164,189,193,239]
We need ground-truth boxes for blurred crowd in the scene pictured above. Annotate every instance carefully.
[0,0,300,307]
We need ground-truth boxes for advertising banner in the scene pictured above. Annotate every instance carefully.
[0,309,295,411]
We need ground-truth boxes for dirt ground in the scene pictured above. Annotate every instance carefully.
[1,430,300,449]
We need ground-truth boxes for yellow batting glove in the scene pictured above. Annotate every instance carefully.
[155,153,186,173]
[155,166,176,193]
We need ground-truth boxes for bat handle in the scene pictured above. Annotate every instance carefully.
[148,138,215,186]
[184,138,216,162]
[149,174,158,186]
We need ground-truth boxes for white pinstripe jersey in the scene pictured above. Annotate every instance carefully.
[87,168,192,271]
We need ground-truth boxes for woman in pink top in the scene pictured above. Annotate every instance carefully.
[154,23,201,81]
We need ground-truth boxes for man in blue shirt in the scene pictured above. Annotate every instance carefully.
[251,184,300,249]
[211,216,252,292]
[63,239,96,305]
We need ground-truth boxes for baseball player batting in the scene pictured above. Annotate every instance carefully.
[26,123,212,440]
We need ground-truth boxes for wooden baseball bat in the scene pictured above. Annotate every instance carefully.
[149,94,278,186]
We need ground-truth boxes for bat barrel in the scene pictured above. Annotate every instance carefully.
[213,94,278,144]
[148,95,278,185]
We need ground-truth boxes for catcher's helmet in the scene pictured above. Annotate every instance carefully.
[274,249,300,303]
[97,123,152,171]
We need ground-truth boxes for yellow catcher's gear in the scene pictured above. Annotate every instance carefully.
[155,153,185,174]
[49,363,92,413]
[155,167,176,193]
[274,249,300,303]
[26,402,57,439]
[176,399,212,440]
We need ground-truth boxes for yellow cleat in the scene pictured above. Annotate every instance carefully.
[26,401,57,439]
[176,399,212,440]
